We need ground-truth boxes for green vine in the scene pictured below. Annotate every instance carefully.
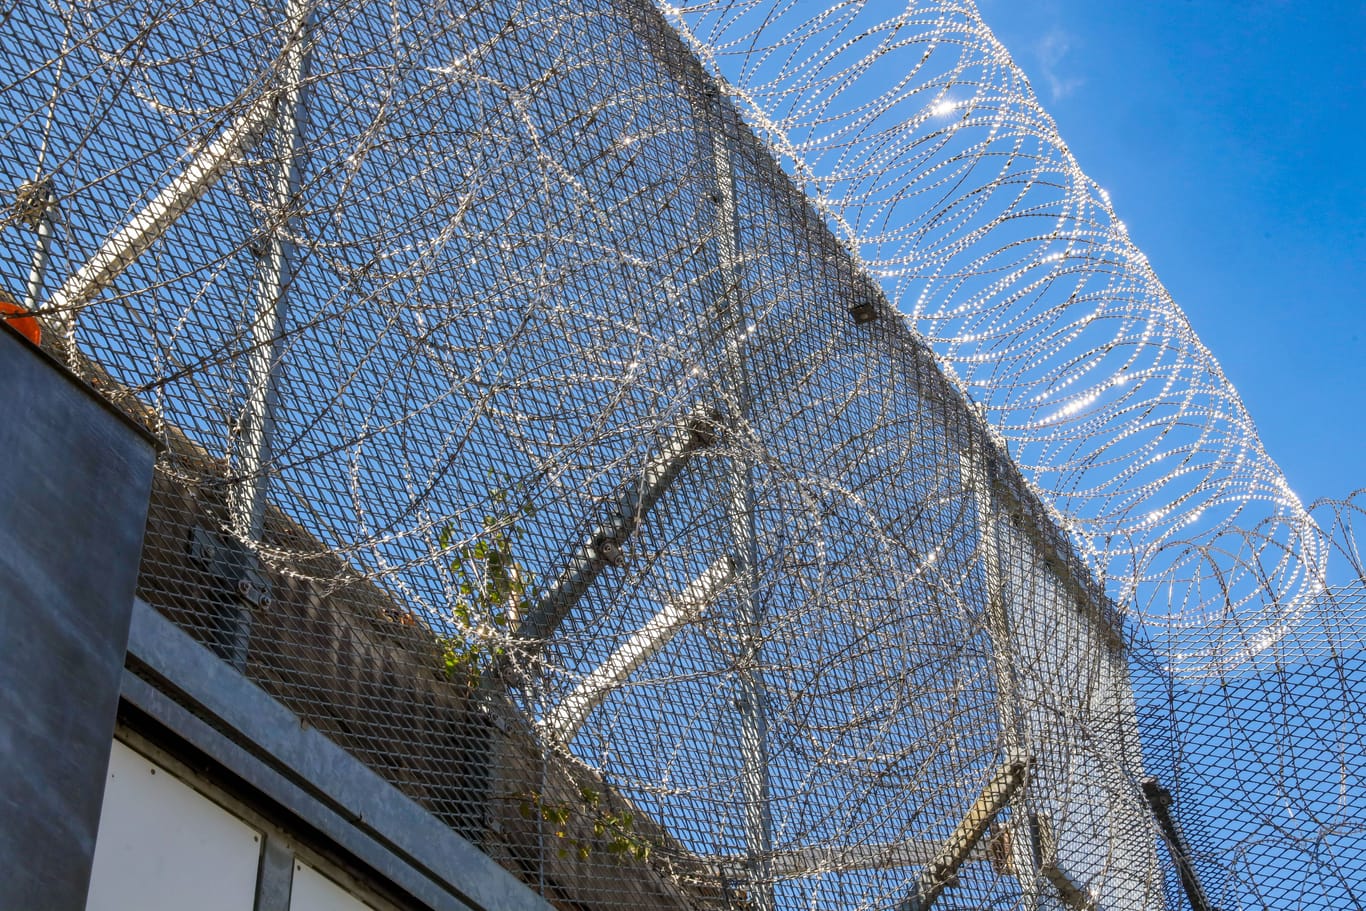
[436,483,536,687]
[517,785,652,862]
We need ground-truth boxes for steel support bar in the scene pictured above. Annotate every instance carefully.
[517,405,717,645]
[542,556,735,741]
[903,757,1032,911]
[1043,863,1094,911]
[1007,812,1094,911]
[254,834,297,911]
[227,0,314,546]
[741,837,993,878]
[42,101,277,337]
[1142,778,1215,911]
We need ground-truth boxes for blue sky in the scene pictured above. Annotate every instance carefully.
[976,0,1366,507]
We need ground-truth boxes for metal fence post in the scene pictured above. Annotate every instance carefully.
[706,87,776,911]
[962,447,1039,908]
[221,0,314,665]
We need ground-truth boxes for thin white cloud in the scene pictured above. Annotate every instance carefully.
[1037,28,1084,101]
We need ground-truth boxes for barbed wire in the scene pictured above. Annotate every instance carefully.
[2,1,1360,909]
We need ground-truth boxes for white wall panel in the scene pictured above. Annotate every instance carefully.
[86,740,262,911]
[291,862,377,911]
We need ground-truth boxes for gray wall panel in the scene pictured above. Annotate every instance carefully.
[0,326,156,911]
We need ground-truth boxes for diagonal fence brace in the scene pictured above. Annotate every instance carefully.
[541,555,736,740]
[516,404,719,647]
[1143,777,1217,911]
[902,755,1033,911]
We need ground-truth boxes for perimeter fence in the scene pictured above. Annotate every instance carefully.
[3,2,1360,910]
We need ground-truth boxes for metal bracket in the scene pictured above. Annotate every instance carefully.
[847,270,882,325]
[848,299,878,324]
[189,524,272,609]
[187,523,270,670]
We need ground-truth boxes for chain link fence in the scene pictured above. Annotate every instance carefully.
[3,2,1361,909]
